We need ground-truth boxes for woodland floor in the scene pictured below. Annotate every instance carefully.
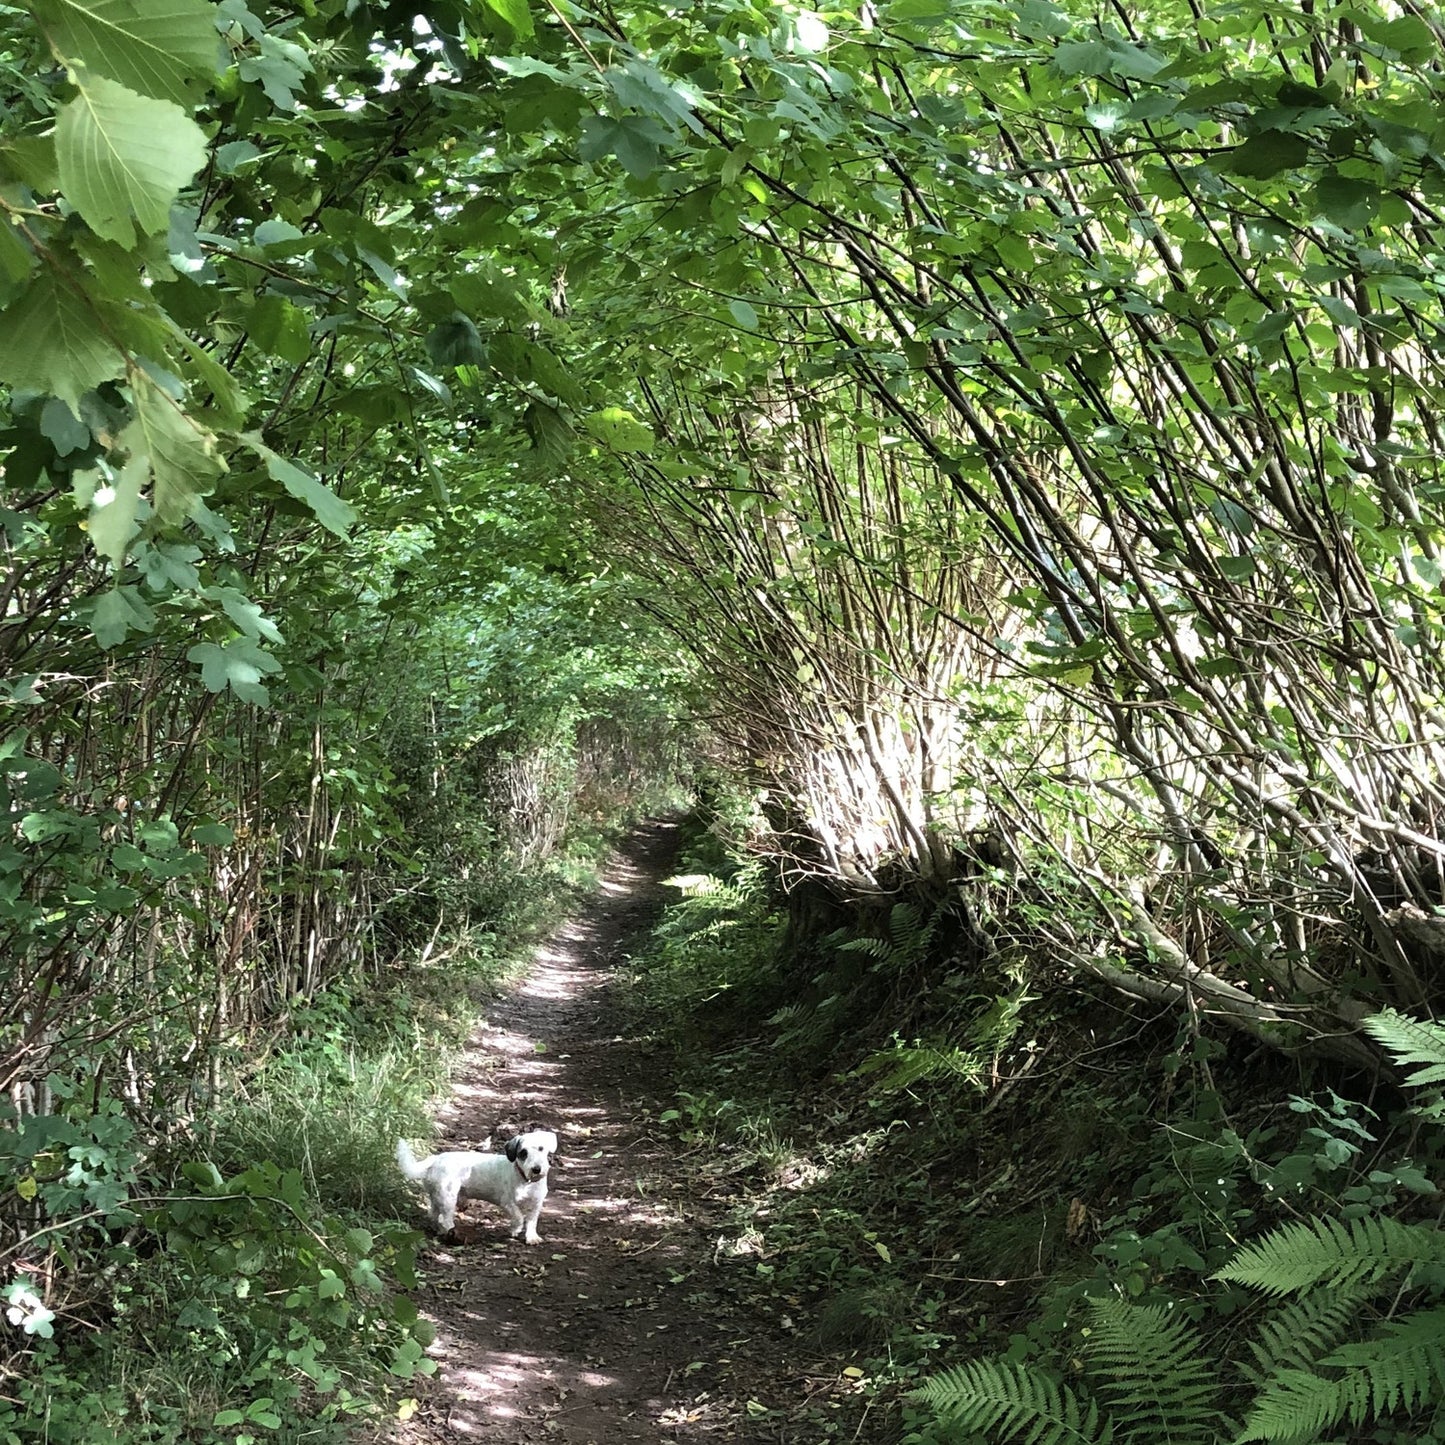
[389,819,863,1445]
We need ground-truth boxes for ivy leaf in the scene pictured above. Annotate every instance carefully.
[40,398,91,456]
[31,0,220,104]
[0,270,126,413]
[237,34,311,111]
[207,586,282,645]
[1052,39,1161,78]
[57,73,208,248]
[482,0,533,39]
[186,638,282,706]
[1016,0,1071,38]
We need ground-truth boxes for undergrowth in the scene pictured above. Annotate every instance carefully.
[626,817,1445,1444]
[1,845,612,1445]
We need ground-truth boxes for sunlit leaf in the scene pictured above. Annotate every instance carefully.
[32,0,219,104]
[57,73,208,248]
[0,269,126,412]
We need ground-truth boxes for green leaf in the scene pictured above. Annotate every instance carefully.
[90,582,156,646]
[121,371,227,523]
[584,405,654,453]
[252,443,357,537]
[57,73,208,248]
[1227,132,1310,179]
[579,115,669,179]
[186,638,282,705]
[87,453,147,567]
[1313,172,1381,229]
[40,398,91,456]
[0,218,35,301]
[168,325,250,427]
[1361,13,1439,60]
[239,34,310,111]
[32,0,220,104]
[249,295,312,365]
[425,312,485,368]
[482,0,534,39]
[208,586,282,645]
[0,268,126,412]
[728,298,759,330]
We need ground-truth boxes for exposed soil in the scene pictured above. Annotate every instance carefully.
[389,818,853,1445]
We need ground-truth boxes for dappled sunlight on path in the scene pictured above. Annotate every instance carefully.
[391,820,802,1444]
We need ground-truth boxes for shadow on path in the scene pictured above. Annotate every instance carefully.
[391,819,808,1444]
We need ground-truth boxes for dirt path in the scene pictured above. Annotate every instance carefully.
[391,819,825,1444]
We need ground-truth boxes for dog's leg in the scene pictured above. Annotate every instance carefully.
[518,1197,544,1245]
[503,1201,528,1240]
[432,1181,459,1235]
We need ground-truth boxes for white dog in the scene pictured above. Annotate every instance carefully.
[395,1130,558,1243]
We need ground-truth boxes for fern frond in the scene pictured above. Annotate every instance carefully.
[1362,1008,1445,1089]
[888,901,929,957]
[853,1043,984,1093]
[1216,1214,1445,1296]
[1234,1363,1348,1442]
[915,1356,1112,1445]
[836,936,891,960]
[1237,1307,1445,1442]
[1082,1297,1223,1444]
[664,872,732,899]
[1324,1306,1445,1422]
[1244,1281,1370,1380]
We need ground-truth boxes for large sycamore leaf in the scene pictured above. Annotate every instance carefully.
[0,268,125,411]
[186,637,282,706]
[58,73,208,247]
[32,0,220,104]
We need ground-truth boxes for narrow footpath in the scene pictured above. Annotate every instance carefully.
[390,819,840,1444]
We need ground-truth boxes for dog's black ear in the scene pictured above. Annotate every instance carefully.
[504,1135,522,1161]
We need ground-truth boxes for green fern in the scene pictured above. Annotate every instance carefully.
[853,1041,984,1092]
[915,1356,1112,1445]
[1362,1007,1445,1089]
[1237,1307,1445,1442]
[1216,1214,1445,1296]
[1083,1297,1223,1444]
[834,901,938,970]
[1241,1281,1369,1381]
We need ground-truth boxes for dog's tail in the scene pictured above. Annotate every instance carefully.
[395,1139,428,1180]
